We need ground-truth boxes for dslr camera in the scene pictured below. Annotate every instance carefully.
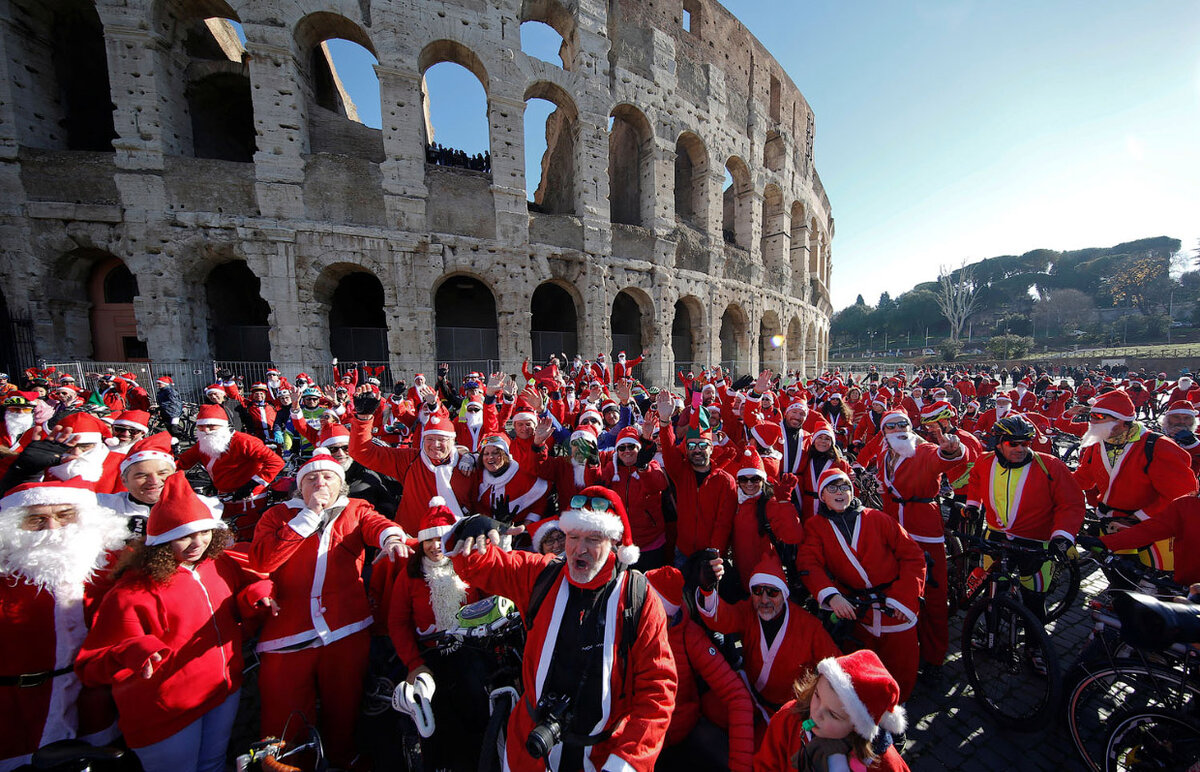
[525,692,572,759]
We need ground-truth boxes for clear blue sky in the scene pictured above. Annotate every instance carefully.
[324,1,1200,311]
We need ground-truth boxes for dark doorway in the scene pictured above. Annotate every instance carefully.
[206,262,271,361]
[330,272,388,362]
[531,283,577,362]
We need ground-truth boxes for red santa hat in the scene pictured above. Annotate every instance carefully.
[297,447,345,481]
[529,516,563,553]
[480,433,510,455]
[417,497,457,542]
[120,432,176,473]
[266,368,281,377]
[750,422,782,449]
[871,389,891,408]
[1164,400,1198,419]
[614,427,641,449]
[784,398,808,414]
[816,649,907,741]
[196,404,229,427]
[0,478,97,511]
[422,405,456,438]
[204,383,226,398]
[747,553,789,596]
[1089,390,1136,422]
[57,412,111,444]
[511,396,538,425]
[113,410,150,434]
[155,375,173,387]
[58,374,76,383]
[318,423,351,448]
[1019,377,1033,387]
[577,408,603,426]
[600,398,619,414]
[817,467,852,494]
[250,382,269,393]
[570,423,599,446]
[736,446,767,480]
[809,416,835,444]
[560,485,639,565]
[994,392,1013,404]
[144,473,224,546]
[295,372,312,384]
[645,565,684,617]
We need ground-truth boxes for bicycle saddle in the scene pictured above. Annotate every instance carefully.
[32,740,124,769]
[1112,590,1200,649]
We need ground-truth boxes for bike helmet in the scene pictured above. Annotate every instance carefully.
[991,415,1036,443]
[2,393,31,408]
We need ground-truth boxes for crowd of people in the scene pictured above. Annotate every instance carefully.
[424,143,492,173]
[1,352,1199,772]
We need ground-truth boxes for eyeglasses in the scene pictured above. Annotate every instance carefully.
[617,444,639,452]
[112,426,137,436]
[751,585,782,598]
[686,441,711,450]
[737,475,763,484]
[569,495,611,513]
[882,421,910,431]
[823,482,854,493]
[327,445,350,455]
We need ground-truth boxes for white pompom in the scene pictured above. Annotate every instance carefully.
[428,496,446,507]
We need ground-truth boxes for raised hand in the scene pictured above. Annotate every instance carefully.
[486,372,504,398]
[534,416,555,445]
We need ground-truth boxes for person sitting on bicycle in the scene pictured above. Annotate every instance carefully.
[1097,491,1200,587]
[796,468,926,700]
[963,415,1086,624]
[1160,400,1200,478]
[387,498,487,770]
[696,552,839,729]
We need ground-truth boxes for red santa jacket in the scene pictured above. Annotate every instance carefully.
[965,452,1086,543]
[660,422,738,556]
[797,505,926,637]
[249,497,404,653]
[1103,495,1200,585]
[386,560,482,672]
[613,355,643,381]
[476,460,549,525]
[663,613,754,772]
[730,495,803,590]
[1073,429,1198,521]
[872,441,973,544]
[533,454,602,504]
[1,575,118,767]
[175,432,283,496]
[75,554,271,747]
[1011,389,1037,412]
[600,455,669,550]
[453,548,676,772]
[241,402,278,443]
[697,590,838,713]
[755,700,910,772]
[349,416,476,535]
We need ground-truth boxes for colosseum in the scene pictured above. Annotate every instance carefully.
[0,0,833,390]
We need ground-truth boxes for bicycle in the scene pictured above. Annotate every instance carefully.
[240,723,326,772]
[952,531,1065,728]
[31,740,123,772]
[820,587,898,653]
[1102,706,1200,772]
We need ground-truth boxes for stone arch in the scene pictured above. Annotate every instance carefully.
[719,303,749,375]
[611,288,655,364]
[787,315,803,374]
[531,281,580,362]
[433,274,499,367]
[758,310,783,374]
[524,81,579,215]
[805,319,818,376]
[293,12,381,160]
[723,156,752,249]
[608,103,655,227]
[519,0,578,69]
[43,249,132,361]
[312,263,390,363]
[205,260,272,361]
[418,39,489,91]
[672,295,705,370]
[419,40,491,177]
[674,131,708,228]
[760,184,786,275]
[789,201,807,296]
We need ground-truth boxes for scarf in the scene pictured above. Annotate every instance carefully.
[420,447,464,515]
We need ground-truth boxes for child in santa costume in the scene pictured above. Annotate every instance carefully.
[76,474,275,772]
[755,650,910,771]
[249,449,411,767]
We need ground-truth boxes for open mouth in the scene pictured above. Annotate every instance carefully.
[574,558,590,572]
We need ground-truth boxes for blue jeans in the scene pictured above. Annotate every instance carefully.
[133,689,241,772]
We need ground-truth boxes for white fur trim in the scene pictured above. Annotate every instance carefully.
[120,450,175,474]
[817,658,889,741]
[422,428,455,438]
[878,704,907,735]
[570,429,598,445]
[748,572,788,595]
[737,466,767,480]
[71,431,103,444]
[417,524,453,542]
[0,486,97,511]
[617,544,640,565]
[145,518,225,546]
[298,457,346,480]
[559,508,623,540]
[512,411,537,424]
[817,469,852,493]
[113,417,149,432]
[195,417,228,426]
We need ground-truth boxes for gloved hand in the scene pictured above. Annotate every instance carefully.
[437,364,450,377]
[445,514,506,551]
[697,548,721,592]
[231,481,257,501]
[1049,535,1073,557]
[354,392,380,417]
[216,368,233,381]
[1075,534,1106,554]
[1172,429,1197,447]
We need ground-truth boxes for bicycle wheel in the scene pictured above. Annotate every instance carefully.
[1045,556,1081,623]
[960,595,1061,728]
[945,531,966,613]
[478,691,515,772]
[1064,658,1200,772]
[1104,707,1200,772]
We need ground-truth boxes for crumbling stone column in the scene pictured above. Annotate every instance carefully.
[244,25,308,220]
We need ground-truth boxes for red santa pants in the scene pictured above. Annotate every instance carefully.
[915,541,949,667]
[860,625,919,703]
[259,631,369,766]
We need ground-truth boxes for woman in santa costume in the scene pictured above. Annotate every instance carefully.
[475,433,549,526]
[388,498,486,769]
[249,449,411,767]
[755,650,910,772]
[796,469,926,702]
[728,447,804,592]
[76,474,275,772]
[0,480,127,771]
[796,419,853,523]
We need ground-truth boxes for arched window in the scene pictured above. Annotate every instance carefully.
[420,42,490,174]
[295,14,383,160]
[520,0,577,69]
[531,283,578,361]
[723,157,751,249]
[206,261,271,361]
[608,105,653,227]
[520,21,566,68]
[524,83,578,214]
[719,305,747,373]
[329,272,388,362]
[674,132,708,227]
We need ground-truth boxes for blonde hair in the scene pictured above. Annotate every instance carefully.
[789,670,876,764]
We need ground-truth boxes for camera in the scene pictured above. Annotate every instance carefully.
[525,692,572,759]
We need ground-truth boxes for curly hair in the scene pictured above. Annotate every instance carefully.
[115,527,232,584]
[789,669,876,764]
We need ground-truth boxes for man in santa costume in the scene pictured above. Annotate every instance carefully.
[350,389,476,536]
[107,409,150,457]
[1073,389,1197,571]
[972,392,1014,437]
[612,351,644,382]
[98,432,213,534]
[697,552,839,726]
[250,449,411,767]
[238,383,280,446]
[448,485,676,771]
[475,434,548,526]
[175,405,283,537]
[0,479,127,770]
[1161,373,1200,406]
[867,409,971,676]
[1160,400,1200,477]
[43,412,125,495]
[1011,377,1037,412]
[0,392,42,479]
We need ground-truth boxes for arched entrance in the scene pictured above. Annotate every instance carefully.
[435,276,499,369]
[758,311,782,373]
[206,262,271,361]
[89,257,143,361]
[610,290,645,364]
[329,272,388,362]
[787,316,803,373]
[719,304,747,374]
[531,283,578,362]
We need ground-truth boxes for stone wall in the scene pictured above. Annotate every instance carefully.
[0,0,834,384]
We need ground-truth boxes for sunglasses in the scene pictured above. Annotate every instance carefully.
[617,444,640,451]
[112,426,137,436]
[737,475,763,484]
[569,495,611,513]
[751,585,782,598]
[882,421,910,431]
[686,441,711,450]
[327,445,350,454]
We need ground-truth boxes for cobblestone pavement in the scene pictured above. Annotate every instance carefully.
[903,562,1110,771]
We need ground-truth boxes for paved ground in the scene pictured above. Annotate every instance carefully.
[902,563,1109,771]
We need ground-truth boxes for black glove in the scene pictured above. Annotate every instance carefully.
[445,514,506,550]
[1075,534,1106,554]
[231,481,257,501]
[216,368,233,381]
[696,548,721,592]
[1049,535,1073,557]
[354,392,380,417]
[437,364,450,377]
[491,494,517,525]
[731,374,755,391]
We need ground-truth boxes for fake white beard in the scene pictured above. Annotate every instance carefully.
[886,432,919,459]
[198,426,233,456]
[423,557,468,631]
[48,445,108,482]
[464,409,483,431]
[106,437,135,453]
[5,411,34,441]
[1080,420,1117,448]
[573,460,588,489]
[1181,380,1193,391]
[0,506,128,592]
[996,404,1011,419]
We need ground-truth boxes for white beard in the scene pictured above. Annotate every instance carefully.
[1016,388,1027,399]
[5,411,34,442]
[268,377,281,389]
[198,427,233,456]
[573,460,588,489]
[1080,420,1117,448]
[423,557,468,631]
[996,405,1011,419]
[47,445,108,482]
[886,432,919,459]
[0,506,128,592]
[106,437,135,454]
[465,410,483,431]
[338,456,354,471]
[1181,381,1193,392]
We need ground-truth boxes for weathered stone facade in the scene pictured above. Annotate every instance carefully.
[0,0,833,385]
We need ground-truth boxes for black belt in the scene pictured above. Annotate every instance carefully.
[895,496,936,505]
[0,666,73,687]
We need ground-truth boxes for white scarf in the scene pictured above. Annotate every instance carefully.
[421,448,464,515]
[423,557,468,631]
